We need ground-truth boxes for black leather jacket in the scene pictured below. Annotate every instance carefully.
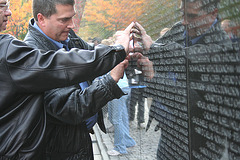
[23,18,124,160]
[0,31,125,159]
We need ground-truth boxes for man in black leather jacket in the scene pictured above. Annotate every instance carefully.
[0,0,134,159]
[23,0,131,159]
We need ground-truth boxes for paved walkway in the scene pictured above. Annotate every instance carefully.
[92,99,161,160]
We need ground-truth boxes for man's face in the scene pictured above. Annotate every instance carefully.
[0,0,11,31]
[182,1,217,38]
[41,4,75,42]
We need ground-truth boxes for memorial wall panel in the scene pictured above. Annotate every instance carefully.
[85,0,240,159]
[139,0,240,159]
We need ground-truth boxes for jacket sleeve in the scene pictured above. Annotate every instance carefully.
[44,74,124,125]
[3,35,126,92]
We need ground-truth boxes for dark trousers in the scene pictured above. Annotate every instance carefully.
[128,87,145,124]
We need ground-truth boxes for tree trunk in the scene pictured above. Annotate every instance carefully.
[73,0,87,32]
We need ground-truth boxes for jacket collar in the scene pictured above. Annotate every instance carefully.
[31,18,70,50]
[28,18,61,51]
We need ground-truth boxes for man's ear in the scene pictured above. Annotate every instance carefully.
[37,13,46,27]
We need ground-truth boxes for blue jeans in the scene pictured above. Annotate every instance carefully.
[108,92,136,154]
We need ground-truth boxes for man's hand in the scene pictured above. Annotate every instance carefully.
[132,22,153,52]
[110,58,129,83]
[114,22,135,55]
[131,52,154,79]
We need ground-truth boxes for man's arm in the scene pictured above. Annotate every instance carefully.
[44,74,121,124]
[2,35,127,92]
[44,59,129,124]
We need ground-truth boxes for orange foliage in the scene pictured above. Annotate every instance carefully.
[4,0,32,39]
[84,0,146,31]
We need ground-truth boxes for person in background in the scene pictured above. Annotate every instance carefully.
[221,19,239,42]
[159,27,170,37]
[92,37,102,46]
[104,31,136,156]
[107,71,136,156]
[101,38,114,46]
[126,29,155,129]
[127,61,146,129]
[0,0,11,31]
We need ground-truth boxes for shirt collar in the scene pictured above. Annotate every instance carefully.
[33,21,70,49]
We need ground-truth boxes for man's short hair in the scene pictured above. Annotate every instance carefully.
[33,0,75,21]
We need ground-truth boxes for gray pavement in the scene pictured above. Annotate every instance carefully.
[92,98,161,160]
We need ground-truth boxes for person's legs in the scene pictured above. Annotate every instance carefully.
[137,88,145,125]
[107,102,115,133]
[108,102,113,123]
[108,97,128,154]
[121,95,136,147]
[128,88,137,122]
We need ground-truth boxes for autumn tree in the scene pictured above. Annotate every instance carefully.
[85,0,146,30]
[138,0,181,40]
[73,0,86,32]
[80,0,146,40]
[4,0,32,40]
